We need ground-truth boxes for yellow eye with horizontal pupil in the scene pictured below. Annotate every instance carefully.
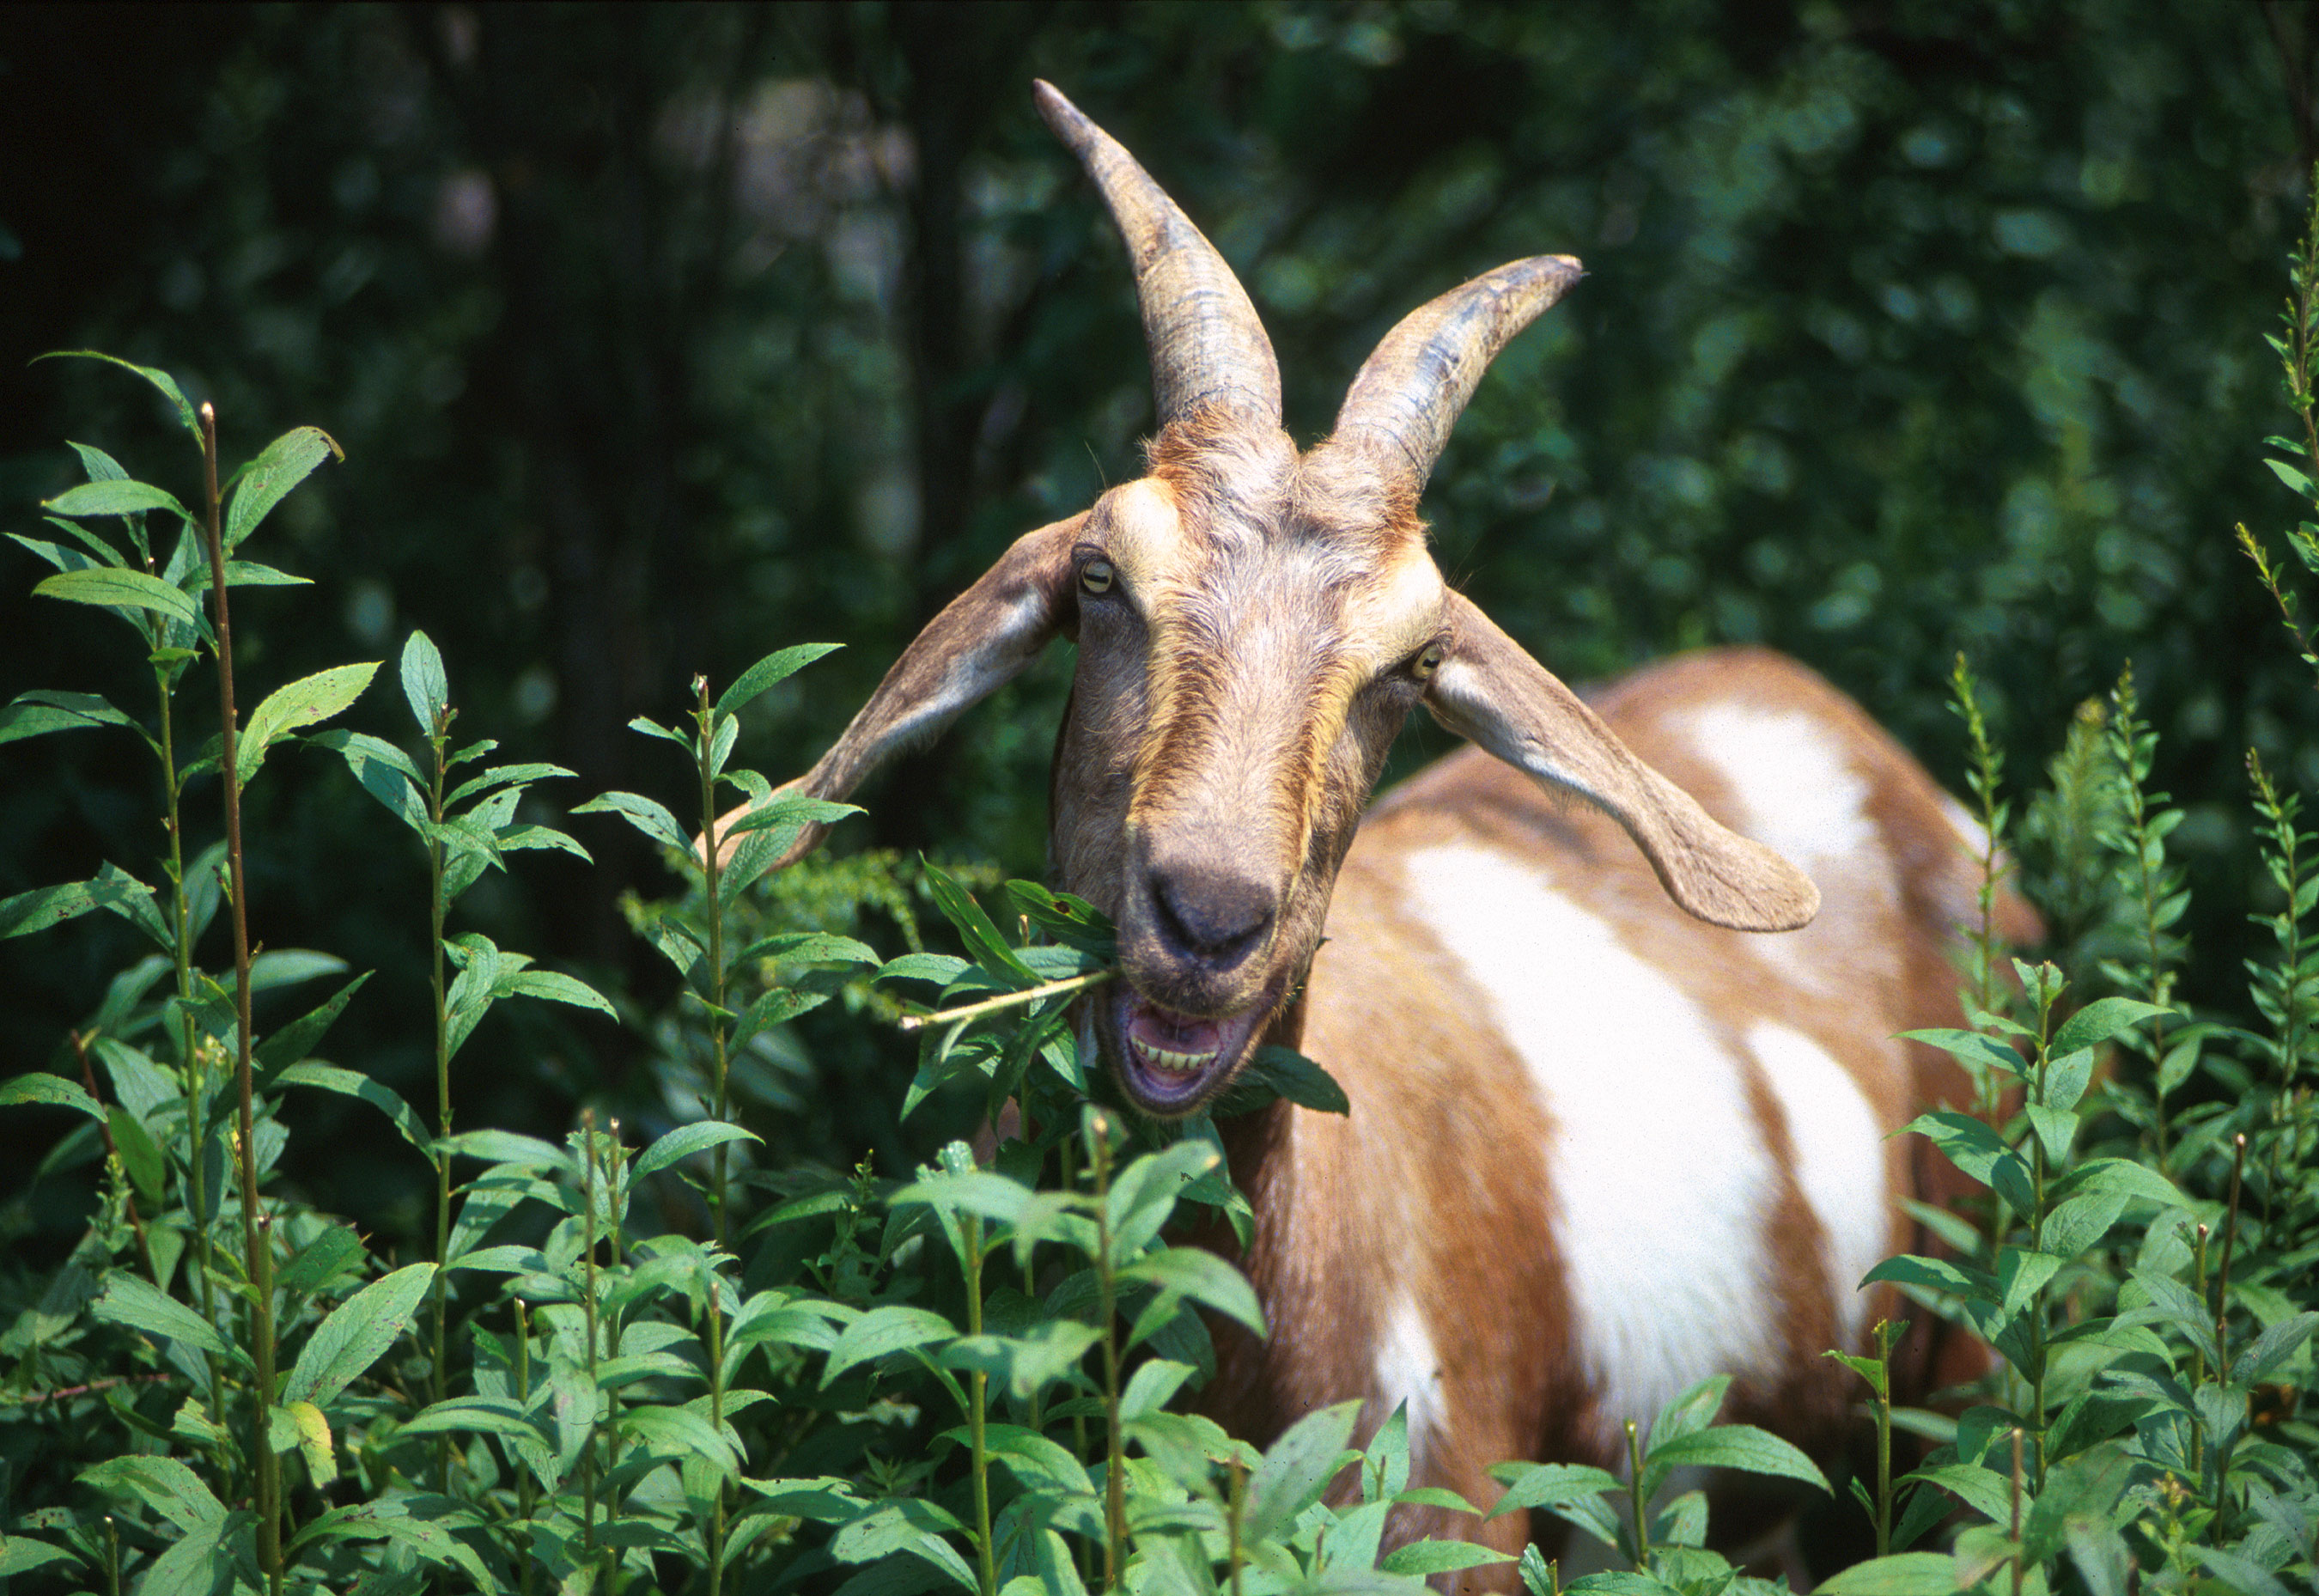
[1412,643,1445,679]
[1080,560,1116,594]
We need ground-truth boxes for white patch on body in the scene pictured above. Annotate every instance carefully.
[1747,1021,1891,1349]
[1401,844,1780,1445]
[1679,705,1874,871]
[1679,704,1892,991]
[1375,1293,1446,1461]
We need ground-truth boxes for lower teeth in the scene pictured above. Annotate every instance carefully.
[1135,1043,1212,1075]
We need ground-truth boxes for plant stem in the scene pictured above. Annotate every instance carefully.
[154,655,223,1403]
[705,1268,728,1596]
[1873,1319,1895,1558]
[200,400,282,1596]
[2008,1428,2024,1596]
[2214,1134,2246,1374]
[426,703,453,1502]
[1626,1419,1650,1567]
[964,1209,995,1596]
[1226,1458,1247,1596]
[1088,1113,1125,1592]
[581,1110,600,1559]
[696,678,733,1250]
[898,968,1117,1032]
[515,1300,535,1596]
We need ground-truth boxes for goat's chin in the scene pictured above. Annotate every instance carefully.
[1099,981,1275,1118]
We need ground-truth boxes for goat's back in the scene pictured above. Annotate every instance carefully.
[1209,647,2023,1562]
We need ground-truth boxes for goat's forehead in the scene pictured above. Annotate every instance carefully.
[1093,476,1446,657]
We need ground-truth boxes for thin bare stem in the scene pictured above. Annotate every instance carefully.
[201,400,282,1596]
[898,969,1117,1032]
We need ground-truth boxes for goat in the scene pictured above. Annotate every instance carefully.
[725,82,2028,1583]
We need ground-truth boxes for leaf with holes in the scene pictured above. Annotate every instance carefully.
[238,662,380,788]
[282,1262,435,1409]
[716,642,843,717]
[225,425,341,550]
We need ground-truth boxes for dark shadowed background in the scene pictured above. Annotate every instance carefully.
[3,0,2314,1253]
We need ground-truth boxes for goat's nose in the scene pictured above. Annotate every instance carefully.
[1150,866,1275,964]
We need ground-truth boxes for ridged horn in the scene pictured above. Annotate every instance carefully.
[1034,80,1281,427]
[1329,255,1583,491]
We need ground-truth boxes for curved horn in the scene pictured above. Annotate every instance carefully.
[1034,80,1281,427]
[1329,255,1583,492]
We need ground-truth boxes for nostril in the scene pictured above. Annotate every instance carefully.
[1151,868,1275,960]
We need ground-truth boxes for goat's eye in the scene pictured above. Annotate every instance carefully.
[1410,643,1445,680]
[1080,559,1117,595]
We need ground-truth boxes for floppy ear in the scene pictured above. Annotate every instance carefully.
[709,514,1085,868]
[1422,592,1819,931]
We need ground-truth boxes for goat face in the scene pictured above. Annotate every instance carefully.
[721,82,1819,1120]
[1053,446,1452,1114]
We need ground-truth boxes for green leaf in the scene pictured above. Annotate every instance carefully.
[1996,1247,2062,1320]
[504,968,618,1020]
[399,628,447,734]
[310,728,426,830]
[281,1398,338,1487]
[575,789,692,853]
[1243,1398,1363,1544]
[2232,1311,2319,1383]
[923,861,1037,981]
[1105,1138,1224,1262]
[0,1071,106,1121]
[44,477,194,526]
[1485,1460,1622,1518]
[396,1395,547,1441]
[253,972,372,1079]
[1218,1044,1351,1116]
[1117,1246,1265,1336]
[2050,996,2170,1056]
[936,1320,1100,1401]
[1642,1424,1829,1495]
[34,565,202,627]
[716,642,843,717]
[447,759,576,807]
[108,1105,165,1205]
[79,1453,226,1529]
[2266,456,2316,499]
[1382,1542,1513,1576]
[218,558,311,588]
[90,1271,229,1359]
[1815,1552,1957,1594]
[224,425,341,549]
[618,1404,741,1476]
[273,1060,428,1153]
[238,661,380,787]
[0,1537,79,1577]
[634,1120,763,1180]
[277,1225,368,1296]
[282,1261,436,1408]
[36,350,202,442]
[1118,1358,1198,1422]
[822,1305,956,1386]
[0,689,136,745]
[1904,1460,2014,1524]
[724,792,861,836]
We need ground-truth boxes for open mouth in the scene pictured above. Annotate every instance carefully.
[1104,984,1271,1116]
